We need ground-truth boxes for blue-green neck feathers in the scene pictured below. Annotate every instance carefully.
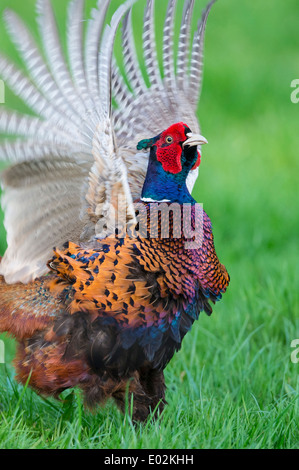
[141,144,197,204]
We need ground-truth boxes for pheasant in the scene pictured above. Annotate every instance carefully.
[0,0,229,421]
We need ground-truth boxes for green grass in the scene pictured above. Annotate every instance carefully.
[0,0,299,449]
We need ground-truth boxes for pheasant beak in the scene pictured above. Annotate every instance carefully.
[183,133,208,148]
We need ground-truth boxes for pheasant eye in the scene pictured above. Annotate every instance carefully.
[165,136,173,144]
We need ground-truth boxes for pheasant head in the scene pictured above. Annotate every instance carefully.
[138,122,208,204]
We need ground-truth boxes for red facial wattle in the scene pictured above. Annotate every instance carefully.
[154,122,189,175]
[156,143,183,174]
[192,150,201,170]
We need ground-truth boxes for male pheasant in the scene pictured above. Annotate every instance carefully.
[0,0,229,421]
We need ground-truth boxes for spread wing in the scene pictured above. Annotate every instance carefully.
[0,0,137,283]
[0,0,216,283]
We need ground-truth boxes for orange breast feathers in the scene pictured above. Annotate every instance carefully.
[47,217,229,332]
[47,238,173,329]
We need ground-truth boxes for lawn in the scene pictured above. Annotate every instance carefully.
[0,0,298,449]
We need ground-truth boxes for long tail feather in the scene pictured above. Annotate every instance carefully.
[143,0,162,90]
[122,9,147,96]
[162,0,177,90]
[35,0,92,133]
[67,0,98,123]
[176,0,195,92]
[188,0,217,105]
[84,0,111,108]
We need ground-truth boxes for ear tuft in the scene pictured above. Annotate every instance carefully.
[137,138,154,151]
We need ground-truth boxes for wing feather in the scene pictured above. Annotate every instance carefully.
[188,0,216,105]
[0,111,76,145]
[176,0,195,92]
[142,0,162,90]
[84,0,111,108]
[67,0,99,123]
[3,9,82,127]
[162,0,177,90]
[35,0,92,133]
[0,138,91,164]
[0,158,90,283]
[122,9,147,96]
[0,55,79,136]
[112,60,135,111]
